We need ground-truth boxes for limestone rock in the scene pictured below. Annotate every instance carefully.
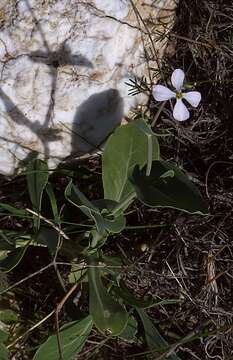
[0,0,176,175]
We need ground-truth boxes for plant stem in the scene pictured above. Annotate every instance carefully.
[112,192,136,215]
[152,101,166,127]
[146,135,153,176]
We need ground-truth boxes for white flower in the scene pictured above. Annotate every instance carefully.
[152,69,201,122]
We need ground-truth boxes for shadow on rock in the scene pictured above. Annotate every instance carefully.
[70,88,124,157]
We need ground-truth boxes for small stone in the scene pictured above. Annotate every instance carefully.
[140,243,149,252]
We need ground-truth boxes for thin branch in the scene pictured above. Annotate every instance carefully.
[0,262,54,296]
[7,309,55,349]
[26,208,70,240]
[55,272,87,360]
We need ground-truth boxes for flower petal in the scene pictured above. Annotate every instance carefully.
[152,85,175,101]
[171,69,185,91]
[173,99,190,121]
[183,91,201,107]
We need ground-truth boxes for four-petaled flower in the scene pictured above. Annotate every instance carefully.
[152,69,201,122]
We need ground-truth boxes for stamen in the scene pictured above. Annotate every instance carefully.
[176,92,183,99]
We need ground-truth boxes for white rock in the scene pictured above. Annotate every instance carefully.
[0,0,176,175]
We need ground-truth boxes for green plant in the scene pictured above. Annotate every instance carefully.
[0,117,208,359]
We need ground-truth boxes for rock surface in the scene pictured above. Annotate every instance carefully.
[0,0,176,175]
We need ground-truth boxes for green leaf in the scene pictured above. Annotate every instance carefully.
[131,161,208,214]
[0,343,9,360]
[137,309,180,360]
[65,181,98,215]
[65,182,105,236]
[92,199,118,212]
[0,309,18,324]
[88,257,128,336]
[92,200,126,233]
[65,183,126,235]
[102,119,160,203]
[68,263,87,284]
[0,231,31,251]
[27,159,49,230]
[88,229,108,250]
[101,255,124,268]
[103,215,126,234]
[0,330,9,343]
[134,118,156,136]
[113,282,154,309]
[36,227,59,254]
[33,316,93,360]
[45,183,60,224]
[134,119,160,176]
[0,232,15,251]
[0,242,30,272]
[0,203,27,218]
[118,316,138,342]
[100,255,125,276]
[115,283,178,309]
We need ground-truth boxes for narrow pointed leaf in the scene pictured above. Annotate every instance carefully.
[46,183,59,224]
[33,316,93,360]
[137,309,181,360]
[65,181,98,215]
[27,159,49,229]
[113,281,154,308]
[0,203,27,218]
[0,243,29,272]
[0,233,15,251]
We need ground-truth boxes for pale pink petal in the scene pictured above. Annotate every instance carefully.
[173,99,190,121]
[171,69,185,91]
[152,85,175,102]
[183,91,201,107]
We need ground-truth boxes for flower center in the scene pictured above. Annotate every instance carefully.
[176,92,183,99]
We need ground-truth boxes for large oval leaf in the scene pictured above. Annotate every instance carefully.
[102,119,160,202]
[0,330,9,360]
[131,161,208,214]
[33,316,93,360]
[88,257,128,336]
[0,309,18,324]
[0,330,9,343]
[0,343,8,360]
